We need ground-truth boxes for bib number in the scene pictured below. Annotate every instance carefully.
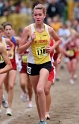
[36,46,47,58]
[67,50,74,57]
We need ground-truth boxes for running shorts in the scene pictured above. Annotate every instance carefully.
[20,63,27,74]
[27,61,52,76]
[10,59,16,70]
[0,62,6,69]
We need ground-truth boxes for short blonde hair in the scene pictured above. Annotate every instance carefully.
[33,4,46,15]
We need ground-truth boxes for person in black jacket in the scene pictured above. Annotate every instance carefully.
[47,0,60,18]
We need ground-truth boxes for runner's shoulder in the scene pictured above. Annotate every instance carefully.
[24,25,31,32]
[24,24,35,32]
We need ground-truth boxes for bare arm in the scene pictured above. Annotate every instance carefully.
[49,26,62,50]
[6,38,14,52]
[6,38,15,58]
[55,46,62,64]
[46,26,62,53]
[19,26,33,54]
[0,44,12,74]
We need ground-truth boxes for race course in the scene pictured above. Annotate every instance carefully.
[0,63,79,124]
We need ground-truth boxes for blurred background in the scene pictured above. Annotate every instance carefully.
[0,0,79,35]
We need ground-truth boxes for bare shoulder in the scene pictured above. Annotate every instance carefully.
[47,24,60,40]
[24,25,31,33]
[48,25,54,34]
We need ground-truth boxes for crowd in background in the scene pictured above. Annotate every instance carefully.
[0,0,79,31]
[0,0,32,17]
[0,0,78,20]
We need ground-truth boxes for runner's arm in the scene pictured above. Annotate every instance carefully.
[49,26,62,50]
[0,44,12,74]
[6,38,14,52]
[46,26,62,53]
[55,46,62,64]
[19,26,33,54]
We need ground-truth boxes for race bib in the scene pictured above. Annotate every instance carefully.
[22,54,28,63]
[36,46,47,58]
[0,55,4,63]
[67,50,74,57]
[7,50,14,59]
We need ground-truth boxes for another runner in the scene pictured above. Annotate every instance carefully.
[0,25,12,116]
[2,22,18,116]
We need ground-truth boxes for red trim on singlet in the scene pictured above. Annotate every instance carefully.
[8,39,16,70]
[50,38,54,58]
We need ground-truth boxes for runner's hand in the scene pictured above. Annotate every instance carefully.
[31,33,36,41]
[46,46,53,53]
[8,51,12,57]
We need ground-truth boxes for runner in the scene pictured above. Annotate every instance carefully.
[1,23,14,109]
[0,25,12,116]
[2,22,18,116]
[63,29,79,84]
[45,38,62,120]
[17,28,33,108]
[19,50,33,108]
[19,4,61,124]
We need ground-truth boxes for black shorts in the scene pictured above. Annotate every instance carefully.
[27,61,52,76]
[0,62,6,69]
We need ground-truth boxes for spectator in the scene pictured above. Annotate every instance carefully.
[71,18,79,32]
[47,0,60,18]
[2,0,11,16]
[74,3,79,20]
[58,23,70,41]
[20,2,32,15]
[57,0,68,21]
[51,15,62,32]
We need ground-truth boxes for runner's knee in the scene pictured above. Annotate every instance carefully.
[37,87,43,94]
[45,88,50,95]
[9,84,14,89]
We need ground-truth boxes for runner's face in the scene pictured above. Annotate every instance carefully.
[4,25,13,37]
[33,9,45,24]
